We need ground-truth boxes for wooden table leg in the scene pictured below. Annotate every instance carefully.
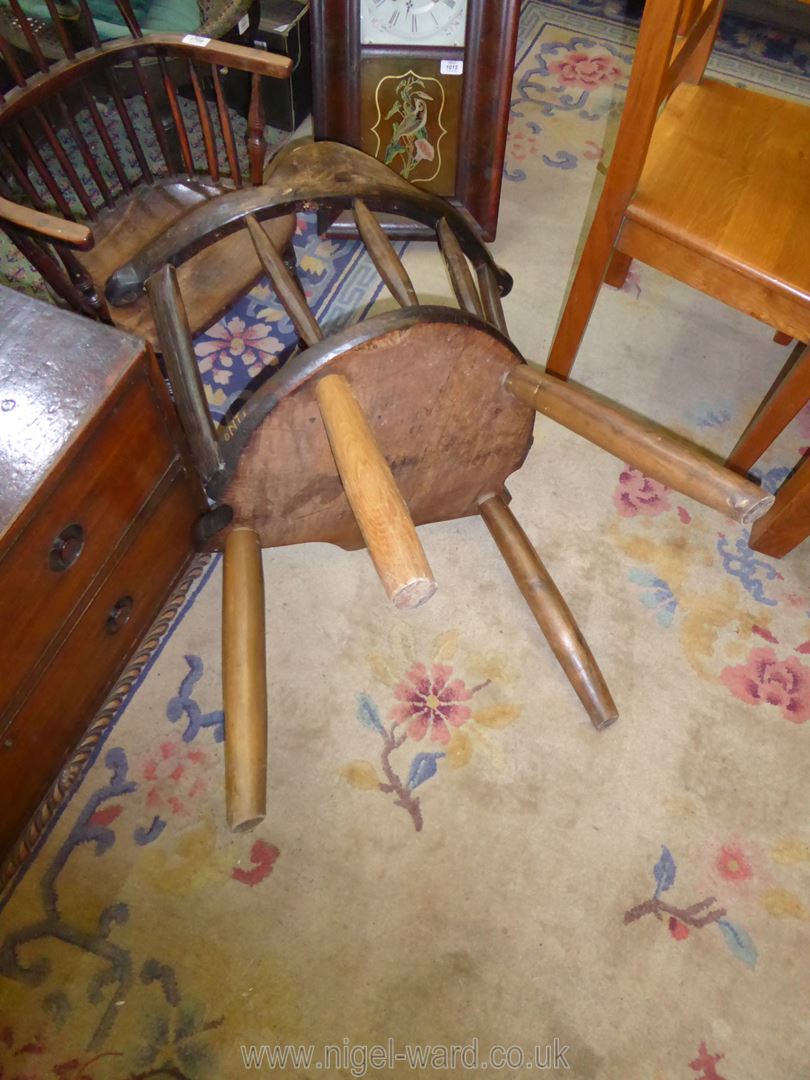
[222,527,268,831]
[479,494,618,730]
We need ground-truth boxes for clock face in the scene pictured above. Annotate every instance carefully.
[360,0,468,47]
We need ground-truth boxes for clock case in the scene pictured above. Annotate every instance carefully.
[311,0,520,242]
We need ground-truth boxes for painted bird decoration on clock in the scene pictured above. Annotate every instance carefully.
[383,75,436,179]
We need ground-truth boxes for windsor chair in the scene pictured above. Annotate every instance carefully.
[0,0,296,344]
[0,0,252,63]
[545,0,810,551]
[140,140,774,829]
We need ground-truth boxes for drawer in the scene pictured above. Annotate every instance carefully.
[0,468,199,856]
[0,371,175,718]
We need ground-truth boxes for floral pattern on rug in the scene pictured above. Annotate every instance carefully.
[624,845,758,966]
[342,630,521,831]
[1,5,809,1077]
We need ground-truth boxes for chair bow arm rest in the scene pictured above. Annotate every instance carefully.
[178,38,293,79]
[0,197,93,249]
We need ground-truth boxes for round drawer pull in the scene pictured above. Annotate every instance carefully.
[49,523,85,572]
[105,595,134,635]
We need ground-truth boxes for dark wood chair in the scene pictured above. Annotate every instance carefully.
[0,0,296,344]
[544,0,810,552]
[140,151,774,828]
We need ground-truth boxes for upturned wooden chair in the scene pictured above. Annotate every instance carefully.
[141,140,775,829]
[545,0,810,552]
[0,0,295,343]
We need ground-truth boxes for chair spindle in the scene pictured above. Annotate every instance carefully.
[437,218,484,318]
[211,63,243,186]
[353,199,418,308]
[246,214,321,347]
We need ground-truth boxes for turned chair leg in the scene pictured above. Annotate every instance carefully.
[316,373,437,610]
[479,494,618,730]
[222,527,268,832]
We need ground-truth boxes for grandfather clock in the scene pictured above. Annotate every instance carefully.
[311,0,521,240]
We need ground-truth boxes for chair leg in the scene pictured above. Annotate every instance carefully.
[315,373,437,610]
[223,527,268,832]
[479,494,618,730]
[726,343,810,474]
[604,250,632,289]
[750,455,810,559]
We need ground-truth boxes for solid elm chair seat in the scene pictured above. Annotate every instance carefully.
[75,178,296,343]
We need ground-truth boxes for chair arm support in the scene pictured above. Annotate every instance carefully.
[0,197,93,249]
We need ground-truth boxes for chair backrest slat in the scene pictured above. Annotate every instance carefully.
[128,56,173,172]
[112,0,143,37]
[664,0,725,101]
[0,137,48,210]
[34,104,98,218]
[594,0,725,228]
[247,72,266,186]
[158,56,195,174]
[54,95,115,209]
[74,0,101,47]
[9,121,77,219]
[103,66,154,184]
[211,63,243,187]
[6,0,48,72]
[187,59,220,181]
[41,0,75,58]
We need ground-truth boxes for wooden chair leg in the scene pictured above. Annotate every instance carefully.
[726,342,810,474]
[749,455,810,559]
[506,364,775,525]
[315,373,437,610]
[479,494,618,730]
[604,249,632,289]
[773,331,793,346]
[223,527,268,832]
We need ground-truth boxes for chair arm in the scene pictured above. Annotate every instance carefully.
[171,37,293,79]
[0,197,93,249]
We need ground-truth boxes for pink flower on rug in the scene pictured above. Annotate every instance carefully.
[547,48,623,90]
[390,662,472,744]
[689,1042,727,1080]
[721,647,810,724]
[716,845,753,882]
[614,466,672,517]
[195,315,282,384]
[140,740,209,815]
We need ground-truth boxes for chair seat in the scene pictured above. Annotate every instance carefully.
[77,178,295,345]
[627,78,810,307]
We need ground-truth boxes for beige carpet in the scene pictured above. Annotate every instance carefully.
[1,4,809,1077]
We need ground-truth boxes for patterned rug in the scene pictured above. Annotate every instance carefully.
[1,3,809,1077]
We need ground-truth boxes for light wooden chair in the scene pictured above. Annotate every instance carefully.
[545,0,810,551]
[142,141,775,829]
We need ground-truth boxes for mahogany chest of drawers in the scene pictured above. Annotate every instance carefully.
[0,288,206,858]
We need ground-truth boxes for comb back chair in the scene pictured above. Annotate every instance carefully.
[545,0,810,551]
[139,141,774,829]
[0,0,296,344]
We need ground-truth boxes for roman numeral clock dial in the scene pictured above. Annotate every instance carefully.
[360,0,468,46]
